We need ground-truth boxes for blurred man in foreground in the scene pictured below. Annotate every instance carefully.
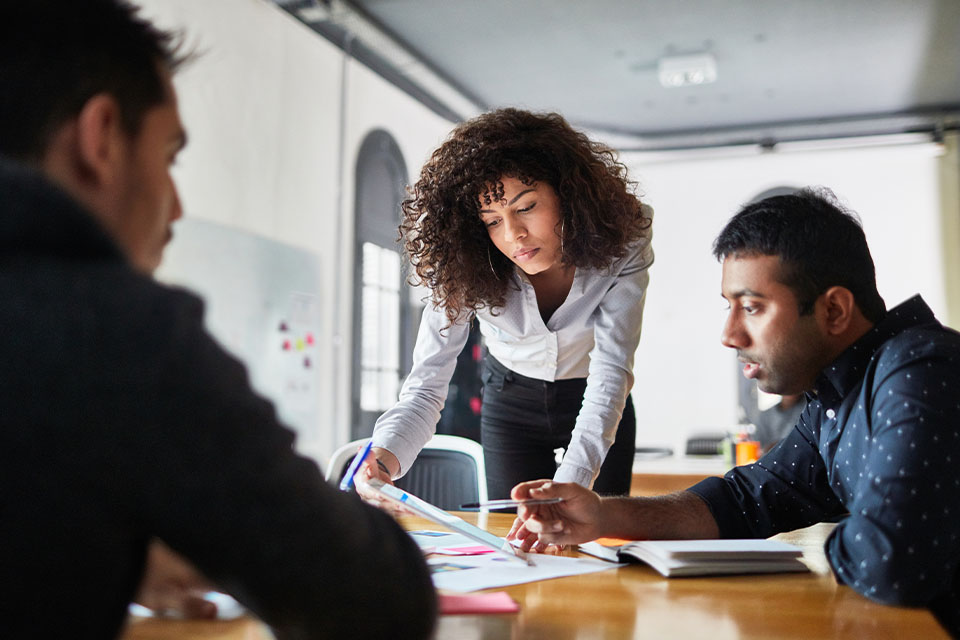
[0,1,435,637]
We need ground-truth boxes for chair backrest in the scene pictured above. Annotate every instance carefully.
[395,435,487,510]
[325,440,363,484]
[325,435,487,510]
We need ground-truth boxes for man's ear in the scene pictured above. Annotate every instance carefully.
[73,93,127,188]
[819,286,856,336]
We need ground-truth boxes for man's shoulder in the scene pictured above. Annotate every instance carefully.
[874,322,960,366]
[1,257,203,335]
[59,263,206,340]
[866,323,960,407]
[14,260,211,370]
[104,267,204,321]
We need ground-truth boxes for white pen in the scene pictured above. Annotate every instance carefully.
[460,497,564,509]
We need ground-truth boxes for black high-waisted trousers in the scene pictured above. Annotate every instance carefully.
[480,355,636,500]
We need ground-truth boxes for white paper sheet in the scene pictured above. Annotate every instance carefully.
[427,551,617,592]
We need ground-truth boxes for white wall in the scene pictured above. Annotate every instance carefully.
[136,0,453,464]
[130,0,960,465]
[622,134,960,451]
[336,57,456,442]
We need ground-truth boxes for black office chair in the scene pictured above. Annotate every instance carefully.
[326,435,487,510]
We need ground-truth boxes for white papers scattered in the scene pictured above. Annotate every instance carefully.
[427,548,617,592]
[410,530,481,548]
[411,529,617,591]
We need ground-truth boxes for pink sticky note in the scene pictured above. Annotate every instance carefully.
[439,592,520,615]
[436,545,496,556]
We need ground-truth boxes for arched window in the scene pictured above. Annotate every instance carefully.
[351,129,414,439]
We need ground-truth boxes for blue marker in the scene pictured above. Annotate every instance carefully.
[339,440,374,492]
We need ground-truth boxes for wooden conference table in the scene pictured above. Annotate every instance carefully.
[122,513,948,640]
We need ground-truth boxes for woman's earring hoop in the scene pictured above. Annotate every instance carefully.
[560,220,565,258]
[487,245,499,278]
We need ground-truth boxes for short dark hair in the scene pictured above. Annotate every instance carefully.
[0,0,188,162]
[713,187,887,323]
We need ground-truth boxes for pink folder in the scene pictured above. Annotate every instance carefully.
[439,592,520,615]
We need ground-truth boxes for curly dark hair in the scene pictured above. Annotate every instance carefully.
[401,107,651,324]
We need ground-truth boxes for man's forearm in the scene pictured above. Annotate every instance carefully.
[599,490,720,540]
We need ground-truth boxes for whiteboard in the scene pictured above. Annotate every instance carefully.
[156,218,324,450]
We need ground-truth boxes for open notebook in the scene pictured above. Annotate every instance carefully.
[579,538,808,577]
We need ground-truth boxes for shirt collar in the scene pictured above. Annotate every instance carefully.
[814,295,937,399]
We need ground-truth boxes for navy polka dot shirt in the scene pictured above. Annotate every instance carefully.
[690,296,960,629]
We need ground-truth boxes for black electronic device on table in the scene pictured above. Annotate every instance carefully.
[684,433,726,456]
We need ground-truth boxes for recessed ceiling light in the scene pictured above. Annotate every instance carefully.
[658,53,717,88]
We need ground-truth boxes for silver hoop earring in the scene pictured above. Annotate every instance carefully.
[487,245,499,278]
[560,220,565,258]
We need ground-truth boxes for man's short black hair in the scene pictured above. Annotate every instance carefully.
[0,0,187,162]
[713,187,887,323]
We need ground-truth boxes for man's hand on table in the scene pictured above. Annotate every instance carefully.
[134,540,217,619]
[508,480,604,552]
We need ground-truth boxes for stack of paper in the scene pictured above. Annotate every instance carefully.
[617,539,808,577]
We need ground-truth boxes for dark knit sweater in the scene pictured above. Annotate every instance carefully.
[0,158,436,639]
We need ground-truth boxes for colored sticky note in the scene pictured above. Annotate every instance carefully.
[435,545,496,556]
[439,592,520,615]
[593,537,633,546]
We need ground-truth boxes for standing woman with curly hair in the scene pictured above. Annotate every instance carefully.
[364,108,654,503]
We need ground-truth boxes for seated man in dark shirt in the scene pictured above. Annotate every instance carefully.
[510,188,960,635]
[0,1,435,638]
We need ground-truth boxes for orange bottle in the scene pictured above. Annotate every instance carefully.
[735,439,761,466]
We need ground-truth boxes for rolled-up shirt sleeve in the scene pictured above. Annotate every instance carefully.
[556,237,654,487]
[688,419,847,538]
[371,304,470,477]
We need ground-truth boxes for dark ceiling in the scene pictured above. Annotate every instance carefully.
[276,0,960,150]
